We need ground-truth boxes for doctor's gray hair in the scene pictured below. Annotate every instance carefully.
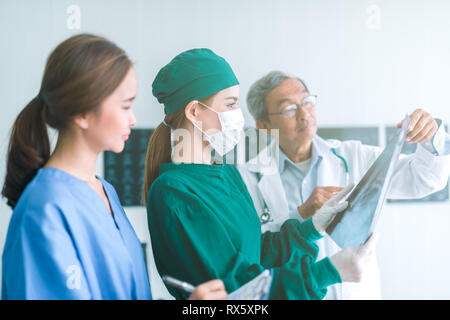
[246,71,309,121]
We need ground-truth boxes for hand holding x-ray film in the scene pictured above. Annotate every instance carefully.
[312,183,353,234]
[326,115,410,248]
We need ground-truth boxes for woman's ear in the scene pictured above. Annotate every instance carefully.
[73,112,90,130]
[184,100,200,123]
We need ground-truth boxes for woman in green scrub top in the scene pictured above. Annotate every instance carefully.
[144,48,375,300]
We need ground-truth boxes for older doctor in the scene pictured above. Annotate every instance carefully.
[238,70,450,300]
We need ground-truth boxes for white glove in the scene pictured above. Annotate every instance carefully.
[311,183,354,234]
[330,233,378,282]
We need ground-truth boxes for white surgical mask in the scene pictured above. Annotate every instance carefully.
[192,101,245,156]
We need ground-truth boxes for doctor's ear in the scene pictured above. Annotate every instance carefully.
[184,100,201,123]
[256,119,272,133]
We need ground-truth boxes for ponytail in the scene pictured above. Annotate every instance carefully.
[142,109,186,204]
[2,96,50,209]
[142,122,171,205]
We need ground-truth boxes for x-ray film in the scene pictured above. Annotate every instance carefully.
[326,115,410,248]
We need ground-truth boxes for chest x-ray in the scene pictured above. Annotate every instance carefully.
[326,115,410,248]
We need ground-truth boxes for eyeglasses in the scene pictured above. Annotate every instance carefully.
[267,95,317,118]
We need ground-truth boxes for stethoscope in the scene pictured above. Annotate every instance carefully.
[330,147,350,186]
[256,170,274,225]
[257,148,350,225]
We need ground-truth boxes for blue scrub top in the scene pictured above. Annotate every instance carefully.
[2,167,152,300]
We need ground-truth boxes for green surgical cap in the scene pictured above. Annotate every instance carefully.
[152,48,239,115]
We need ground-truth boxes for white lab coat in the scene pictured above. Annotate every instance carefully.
[237,126,450,300]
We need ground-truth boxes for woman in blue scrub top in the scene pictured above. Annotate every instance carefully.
[1,34,226,300]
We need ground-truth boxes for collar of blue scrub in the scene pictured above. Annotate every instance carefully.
[278,136,324,175]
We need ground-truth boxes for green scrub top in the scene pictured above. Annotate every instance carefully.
[147,162,341,300]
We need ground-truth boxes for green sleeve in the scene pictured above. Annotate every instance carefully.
[261,218,342,299]
[260,218,322,267]
[269,254,341,300]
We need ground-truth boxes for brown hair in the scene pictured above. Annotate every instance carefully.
[2,33,132,209]
[142,109,186,205]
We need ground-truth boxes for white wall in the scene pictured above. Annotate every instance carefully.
[1,0,449,299]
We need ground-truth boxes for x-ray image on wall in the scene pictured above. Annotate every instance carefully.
[104,129,154,207]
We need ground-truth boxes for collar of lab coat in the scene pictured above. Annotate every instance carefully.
[245,136,280,175]
[245,134,340,175]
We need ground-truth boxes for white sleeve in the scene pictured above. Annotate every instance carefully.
[422,118,450,156]
[387,142,450,199]
[345,138,450,200]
